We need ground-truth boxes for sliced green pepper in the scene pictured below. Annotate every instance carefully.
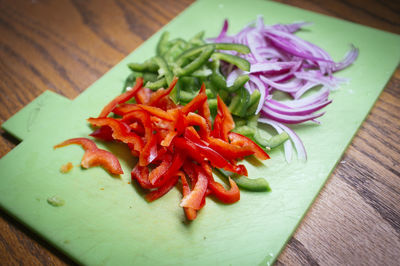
[174,45,215,76]
[215,168,271,192]
[211,52,250,71]
[156,31,170,56]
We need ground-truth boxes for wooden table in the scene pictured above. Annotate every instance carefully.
[0,0,399,265]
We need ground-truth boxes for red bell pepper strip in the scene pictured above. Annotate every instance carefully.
[54,138,123,175]
[145,174,179,202]
[150,151,185,186]
[148,153,172,184]
[180,170,208,210]
[201,162,239,204]
[207,137,254,160]
[207,177,240,204]
[185,112,210,139]
[112,104,142,116]
[148,77,178,107]
[211,95,235,142]
[135,87,152,104]
[131,164,153,189]
[174,137,205,164]
[181,83,207,115]
[184,128,248,176]
[122,111,157,166]
[199,97,212,129]
[137,104,174,121]
[54,137,98,151]
[90,126,115,141]
[128,122,145,136]
[160,131,177,147]
[228,132,270,160]
[98,77,143,118]
[87,117,144,152]
[180,171,197,220]
[81,148,124,175]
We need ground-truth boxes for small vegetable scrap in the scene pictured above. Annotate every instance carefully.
[47,195,65,207]
[60,162,74,173]
[55,77,270,220]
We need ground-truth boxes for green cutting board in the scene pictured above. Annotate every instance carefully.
[1,0,400,265]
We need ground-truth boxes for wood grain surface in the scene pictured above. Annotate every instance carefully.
[0,0,399,265]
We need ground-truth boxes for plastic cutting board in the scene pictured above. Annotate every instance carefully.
[1,0,400,265]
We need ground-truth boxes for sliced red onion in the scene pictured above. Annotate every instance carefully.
[261,106,325,124]
[266,98,332,116]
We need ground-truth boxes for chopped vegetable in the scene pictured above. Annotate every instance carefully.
[82,77,270,220]
[54,137,123,175]
[60,162,74,173]
[209,16,358,161]
[47,196,65,207]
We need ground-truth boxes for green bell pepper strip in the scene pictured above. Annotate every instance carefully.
[189,31,205,46]
[164,39,188,63]
[175,43,249,67]
[210,72,228,90]
[123,72,138,91]
[174,45,215,77]
[245,90,261,116]
[231,125,255,137]
[267,132,289,149]
[229,87,250,117]
[215,168,271,192]
[156,31,170,56]
[225,75,250,92]
[179,90,198,102]
[128,59,159,73]
[210,52,250,71]
[214,43,250,54]
[145,78,167,91]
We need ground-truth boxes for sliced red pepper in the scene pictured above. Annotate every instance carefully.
[199,97,212,129]
[122,111,157,166]
[90,126,115,141]
[150,151,185,186]
[184,128,248,176]
[131,164,153,189]
[137,104,174,121]
[207,177,240,204]
[54,137,98,151]
[112,103,141,116]
[128,122,145,136]
[228,132,270,160]
[54,137,123,175]
[98,77,143,118]
[207,137,254,160]
[181,83,207,115]
[148,153,172,184]
[174,137,205,164]
[211,95,235,142]
[160,131,177,147]
[145,174,179,202]
[87,117,144,152]
[201,162,239,204]
[135,87,152,104]
[180,171,197,221]
[180,169,208,210]
[81,148,124,175]
[185,112,210,139]
[148,77,178,107]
